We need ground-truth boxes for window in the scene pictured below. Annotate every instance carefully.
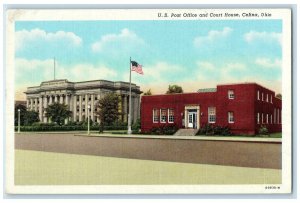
[153,109,159,123]
[257,113,260,124]
[271,95,273,103]
[262,92,264,101]
[266,114,269,124]
[168,109,175,123]
[274,109,276,124]
[266,94,269,102]
[280,110,281,124]
[257,90,260,100]
[277,109,280,124]
[208,107,216,123]
[228,112,234,123]
[228,90,235,99]
[271,115,273,124]
[262,113,264,124]
[160,109,167,123]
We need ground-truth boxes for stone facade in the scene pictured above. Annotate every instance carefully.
[25,79,142,124]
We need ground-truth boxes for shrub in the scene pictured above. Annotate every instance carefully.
[148,124,178,135]
[196,124,232,136]
[258,125,269,136]
[131,118,141,131]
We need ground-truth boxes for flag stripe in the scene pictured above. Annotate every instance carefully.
[131,61,143,75]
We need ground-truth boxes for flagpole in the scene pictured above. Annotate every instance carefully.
[128,57,132,135]
[54,57,56,80]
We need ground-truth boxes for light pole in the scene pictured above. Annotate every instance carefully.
[17,109,20,133]
[87,105,90,135]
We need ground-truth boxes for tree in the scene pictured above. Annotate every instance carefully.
[143,89,152,96]
[276,93,282,99]
[14,104,27,126]
[95,93,121,132]
[24,111,39,125]
[45,102,72,126]
[166,85,183,94]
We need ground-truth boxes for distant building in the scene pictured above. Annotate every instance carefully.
[24,79,142,123]
[141,83,282,135]
[15,100,26,107]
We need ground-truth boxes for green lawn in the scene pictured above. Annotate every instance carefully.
[15,149,281,185]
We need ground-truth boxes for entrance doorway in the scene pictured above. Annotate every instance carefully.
[188,110,197,129]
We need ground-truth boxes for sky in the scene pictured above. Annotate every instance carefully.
[15,20,282,100]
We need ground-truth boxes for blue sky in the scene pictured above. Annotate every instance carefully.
[15,20,282,99]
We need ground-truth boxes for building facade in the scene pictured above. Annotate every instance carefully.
[25,79,142,124]
[141,83,282,135]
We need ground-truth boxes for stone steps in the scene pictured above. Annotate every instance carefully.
[174,128,199,136]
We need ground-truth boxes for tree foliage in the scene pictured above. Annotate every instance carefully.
[166,85,183,94]
[95,93,121,132]
[45,102,72,126]
[24,111,40,125]
[15,104,40,126]
[14,104,27,126]
[276,93,282,99]
[143,89,152,96]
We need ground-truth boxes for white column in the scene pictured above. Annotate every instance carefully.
[43,96,48,123]
[54,95,58,103]
[73,95,77,122]
[59,95,63,104]
[91,94,94,122]
[26,99,29,109]
[66,94,69,106]
[65,94,69,124]
[184,109,188,128]
[124,95,128,122]
[49,96,53,105]
[85,94,88,109]
[69,94,73,111]
[39,97,43,121]
[79,95,82,122]
[85,94,88,122]
[34,98,38,111]
[30,98,33,110]
[137,95,141,119]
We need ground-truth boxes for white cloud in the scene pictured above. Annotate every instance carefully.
[255,58,282,69]
[194,27,233,47]
[58,63,117,82]
[15,58,118,100]
[91,28,145,53]
[16,28,82,52]
[15,58,54,81]
[194,61,247,81]
[244,31,282,45]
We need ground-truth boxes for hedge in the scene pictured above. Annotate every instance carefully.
[14,125,127,132]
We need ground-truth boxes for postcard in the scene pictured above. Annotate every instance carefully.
[5,8,292,194]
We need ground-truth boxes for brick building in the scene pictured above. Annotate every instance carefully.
[141,83,282,135]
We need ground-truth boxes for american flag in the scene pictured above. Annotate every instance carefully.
[131,61,143,75]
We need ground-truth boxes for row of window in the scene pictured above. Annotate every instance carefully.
[208,107,234,123]
[152,108,235,124]
[257,109,281,124]
[153,109,174,123]
[257,90,273,103]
